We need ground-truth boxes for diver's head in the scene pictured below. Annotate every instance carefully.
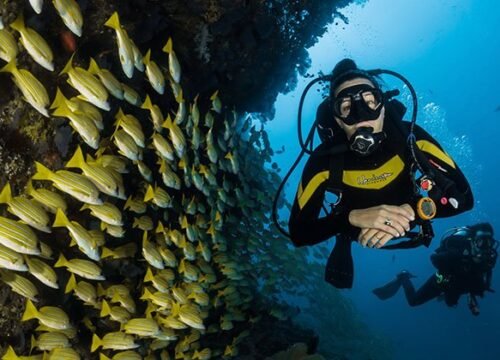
[468,223,497,267]
[329,59,386,155]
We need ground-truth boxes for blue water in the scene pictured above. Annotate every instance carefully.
[269,0,500,358]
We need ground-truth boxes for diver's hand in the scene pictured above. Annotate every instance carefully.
[358,228,394,248]
[348,204,415,238]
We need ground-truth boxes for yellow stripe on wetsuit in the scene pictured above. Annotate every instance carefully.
[298,171,329,209]
[416,140,456,169]
[297,155,405,209]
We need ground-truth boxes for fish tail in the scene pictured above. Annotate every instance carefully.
[99,353,111,360]
[144,185,155,202]
[113,108,125,128]
[139,287,152,301]
[0,182,12,204]
[141,94,153,110]
[143,49,151,65]
[53,208,70,228]
[210,90,219,101]
[100,299,111,317]
[162,37,173,53]
[101,247,114,259]
[50,88,69,110]
[132,217,139,229]
[66,146,86,169]
[54,252,68,268]
[88,58,100,75]
[2,346,20,360]
[96,283,106,297]
[51,98,72,117]
[144,267,154,282]
[21,299,39,322]
[64,273,77,294]
[59,54,75,76]
[9,14,25,32]
[0,59,17,74]
[161,114,173,130]
[91,333,102,352]
[32,162,54,181]
[104,12,121,31]
[30,334,37,354]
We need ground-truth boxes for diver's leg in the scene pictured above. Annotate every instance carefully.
[401,274,441,306]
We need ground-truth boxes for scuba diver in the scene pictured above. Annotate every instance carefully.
[285,58,474,289]
[373,223,497,316]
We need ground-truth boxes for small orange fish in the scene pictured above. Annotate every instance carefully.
[60,30,76,53]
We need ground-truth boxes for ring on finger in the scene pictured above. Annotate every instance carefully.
[384,218,392,226]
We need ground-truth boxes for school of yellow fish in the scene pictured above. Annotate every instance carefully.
[0,2,293,359]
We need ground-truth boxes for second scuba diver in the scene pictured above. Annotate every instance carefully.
[373,223,497,316]
[287,59,474,288]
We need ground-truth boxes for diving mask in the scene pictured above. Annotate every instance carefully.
[333,84,384,125]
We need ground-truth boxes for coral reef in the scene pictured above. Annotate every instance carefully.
[0,0,393,359]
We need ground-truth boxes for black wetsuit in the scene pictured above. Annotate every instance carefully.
[288,100,474,288]
[400,235,492,309]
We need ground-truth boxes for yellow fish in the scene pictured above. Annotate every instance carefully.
[162,37,181,83]
[51,97,100,149]
[66,146,123,199]
[91,332,139,352]
[22,299,72,330]
[24,256,58,289]
[210,90,222,113]
[81,202,123,226]
[0,215,40,255]
[54,253,105,280]
[25,180,67,214]
[144,184,171,208]
[104,12,135,79]
[1,345,42,360]
[32,161,102,205]
[0,28,18,62]
[124,195,147,214]
[10,14,54,71]
[0,243,28,271]
[100,299,131,324]
[121,82,142,106]
[0,183,50,233]
[60,54,110,111]
[43,348,80,360]
[113,129,142,161]
[143,49,165,94]
[65,273,98,308]
[53,209,100,261]
[0,60,50,117]
[0,270,38,301]
[88,58,124,99]
[141,95,163,132]
[53,0,83,37]
[162,114,186,158]
[31,332,70,351]
[142,232,164,270]
[99,351,142,360]
[123,317,161,337]
[101,243,137,260]
[114,108,145,147]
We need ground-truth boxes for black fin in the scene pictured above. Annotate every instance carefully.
[325,236,354,289]
[372,277,403,300]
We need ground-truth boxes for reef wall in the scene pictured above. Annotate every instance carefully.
[0,0,392,359]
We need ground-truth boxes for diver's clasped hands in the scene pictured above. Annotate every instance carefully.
[349,204,415,248]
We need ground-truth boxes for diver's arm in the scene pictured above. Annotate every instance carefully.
[413,125,474,217]
[288,158,351,247]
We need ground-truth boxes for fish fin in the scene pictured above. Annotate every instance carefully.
[32,162,54,181]
[210,90,219,101]
[2,346,20,360]
[59,54,75,76]
[100,299,111,317]
[104,12,121,30]
[101,247,114,259]
[0,182,12,204]
[143,49,151,65]
[162,37,173,53]
[54,252,68,268]
[65,146,85,169]
[141,94,153,110]
[88,58,100,75]
[51,99,73,118]
[21,299,38,322]
[9,14,25,32]
[144,185,155,202]
[144,267,155,282]
[50,88,68,110]
[65,273,77,294]
[0,59,17,74]
[53,208,69,228]
[91,333,102,352]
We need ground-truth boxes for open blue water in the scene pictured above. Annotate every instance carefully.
[269,0,500,358]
